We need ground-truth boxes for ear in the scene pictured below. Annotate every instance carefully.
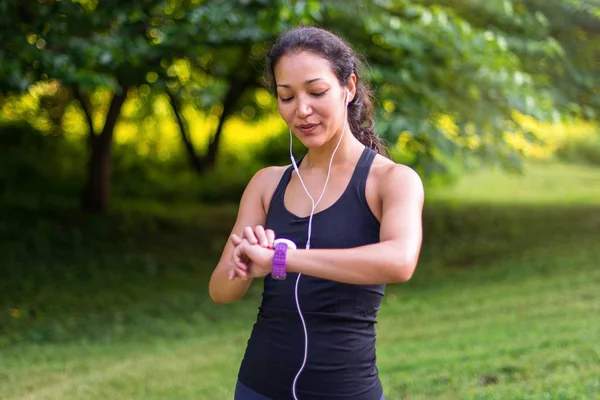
[346,73,357,105]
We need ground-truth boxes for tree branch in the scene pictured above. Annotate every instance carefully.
[74,87,95,137]
[167,91,203,173]
[201,46,256,170]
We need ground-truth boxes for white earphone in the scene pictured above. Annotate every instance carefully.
[289,88,350,400]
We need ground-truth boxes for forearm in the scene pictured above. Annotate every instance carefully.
[208,266,253,305]
[286,241,418,285]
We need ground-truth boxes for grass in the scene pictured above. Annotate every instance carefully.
[427,160,600,205]
[1,161,600,399]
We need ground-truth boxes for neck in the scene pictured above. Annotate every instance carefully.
[302,126,365,170]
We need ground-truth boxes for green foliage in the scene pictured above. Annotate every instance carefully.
[1,0,599,208]
[112,158,254,204]
[0,122,85,198]
[0,121,256,205]
[520,0,600,121]
[554,131,600,166]
[331,0,565,174]
[250,130,308,167]
[424,0,600,123]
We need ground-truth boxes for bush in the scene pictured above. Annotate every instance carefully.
[110,144,256,205]
[0,122,85,199]
[251,130,307,167]
[0,121,261,206]
[554,131,600,166]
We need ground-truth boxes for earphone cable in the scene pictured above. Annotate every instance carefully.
[289,93,349,400]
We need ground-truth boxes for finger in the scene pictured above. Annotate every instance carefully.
[254,225,269,248]
[232,247,244,269]
[232,258,248,280]
[265,229,275,248]
[230,233,243,246]
[243,226,259,245]
[233,247,249,271]
[233,253,245,270]
[231,267,245,280]
[234,265,248,280]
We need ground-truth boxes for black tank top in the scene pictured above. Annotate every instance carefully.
[238,146,385,400]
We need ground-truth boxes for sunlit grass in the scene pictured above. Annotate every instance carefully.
[427,161,600,205]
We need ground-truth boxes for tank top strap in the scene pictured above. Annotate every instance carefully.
[352,146,377,188]
[268,165,294,214]
[267,154,306,215]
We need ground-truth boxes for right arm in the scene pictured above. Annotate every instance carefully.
[208,166,282,305]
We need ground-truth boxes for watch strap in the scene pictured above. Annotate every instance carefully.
[272,242,288,280]
[271,238,297,280]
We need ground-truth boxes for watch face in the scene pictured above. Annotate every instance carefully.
[273,238,297,250]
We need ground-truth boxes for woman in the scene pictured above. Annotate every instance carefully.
[209,26,424,400]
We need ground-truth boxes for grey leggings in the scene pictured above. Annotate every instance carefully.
[234,380,385,400]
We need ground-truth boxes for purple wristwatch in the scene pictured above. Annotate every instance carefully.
[271,238,297,280]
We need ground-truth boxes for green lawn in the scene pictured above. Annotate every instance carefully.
[1,161,599,399]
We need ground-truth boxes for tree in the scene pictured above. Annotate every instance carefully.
[1,0,597,211]
[419,0,600,122]
[2,1,159,212]
[0,0,321,212]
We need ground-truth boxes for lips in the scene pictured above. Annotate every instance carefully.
[297,123,319,134]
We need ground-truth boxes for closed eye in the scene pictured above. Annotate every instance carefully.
[279,90,328,103]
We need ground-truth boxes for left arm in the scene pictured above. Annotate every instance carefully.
[286,165,424,284]
[232,165,424,285]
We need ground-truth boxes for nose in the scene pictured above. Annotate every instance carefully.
[296,96,312,119]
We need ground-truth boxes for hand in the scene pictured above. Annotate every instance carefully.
[229,236,274,281]
[228,226,275,280]
[241,225,276,249]
[228,234,244,280]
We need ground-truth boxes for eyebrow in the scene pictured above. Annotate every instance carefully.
[276,78,323,88]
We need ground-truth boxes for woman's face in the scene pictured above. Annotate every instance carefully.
[274,51,353,148]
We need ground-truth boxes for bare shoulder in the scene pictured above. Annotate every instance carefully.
[250,165,288,186]
[247,165,289,214]
[371,155,424,201]
[365,154,423,220]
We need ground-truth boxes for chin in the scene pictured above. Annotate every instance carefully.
[298,135,328,149]
[295,128,333,148]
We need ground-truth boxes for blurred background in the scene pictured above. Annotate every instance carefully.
[1,0,599,399]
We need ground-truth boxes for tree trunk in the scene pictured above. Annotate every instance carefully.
[201,75,255,171]
[171,46,255,173]
[202,81,241,170]
[167,92,204,173]
[81,86,128,213]
[170,77,253,174]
